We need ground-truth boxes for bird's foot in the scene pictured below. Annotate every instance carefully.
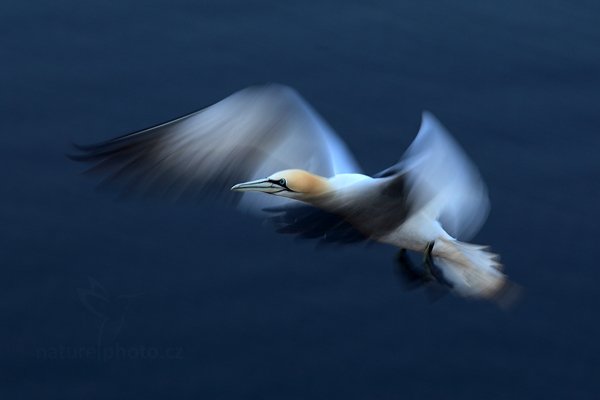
[395,247,435,288]
[394,245,449,301]
[422,241,435,281]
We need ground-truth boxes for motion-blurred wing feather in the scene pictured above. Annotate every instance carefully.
[400,112,489,240]
[265,204,369,245]
[70,84,361,213]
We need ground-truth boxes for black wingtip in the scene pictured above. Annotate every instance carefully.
[66,137,132,162]
[66,152,89,162]
[65,142,94,162]
[66,140,97,162]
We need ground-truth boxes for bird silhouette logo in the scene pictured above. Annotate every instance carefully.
[77,277,141,346]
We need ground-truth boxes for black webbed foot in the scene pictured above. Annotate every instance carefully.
[394,246,450,301]
[394,249,431,290]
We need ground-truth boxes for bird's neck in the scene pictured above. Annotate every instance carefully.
[300,173,371,207]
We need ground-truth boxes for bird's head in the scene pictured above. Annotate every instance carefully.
[231,169,330,200]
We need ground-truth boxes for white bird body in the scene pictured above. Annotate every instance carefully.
[306,174,442,251]
[301,173,446,255]
[72,84,512,301]
[380,211,450,253]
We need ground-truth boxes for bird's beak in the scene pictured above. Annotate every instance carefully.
[231,178,278,193]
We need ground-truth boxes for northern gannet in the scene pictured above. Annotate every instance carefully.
[71,84,513,302]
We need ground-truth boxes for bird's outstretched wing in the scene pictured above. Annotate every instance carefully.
[377,112,489,240]
[70,84,360,213]
[264,204,369,245]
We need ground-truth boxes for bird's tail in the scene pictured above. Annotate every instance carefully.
[432,237,518,305]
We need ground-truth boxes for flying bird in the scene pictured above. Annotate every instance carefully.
[71,84,511,301]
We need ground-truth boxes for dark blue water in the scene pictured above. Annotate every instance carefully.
[1,1,599,398]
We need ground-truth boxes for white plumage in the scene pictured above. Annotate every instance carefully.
[72,84,513,302]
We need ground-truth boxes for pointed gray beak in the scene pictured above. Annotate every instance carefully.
[231,178,277,193]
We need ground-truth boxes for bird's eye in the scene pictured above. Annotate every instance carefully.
[279,178,286,186]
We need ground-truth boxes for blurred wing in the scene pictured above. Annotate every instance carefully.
[400,112,489,240]
[70,84,360,213]
[264,204,369,245]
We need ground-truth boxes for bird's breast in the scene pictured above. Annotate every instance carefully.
[377,212,449,252]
